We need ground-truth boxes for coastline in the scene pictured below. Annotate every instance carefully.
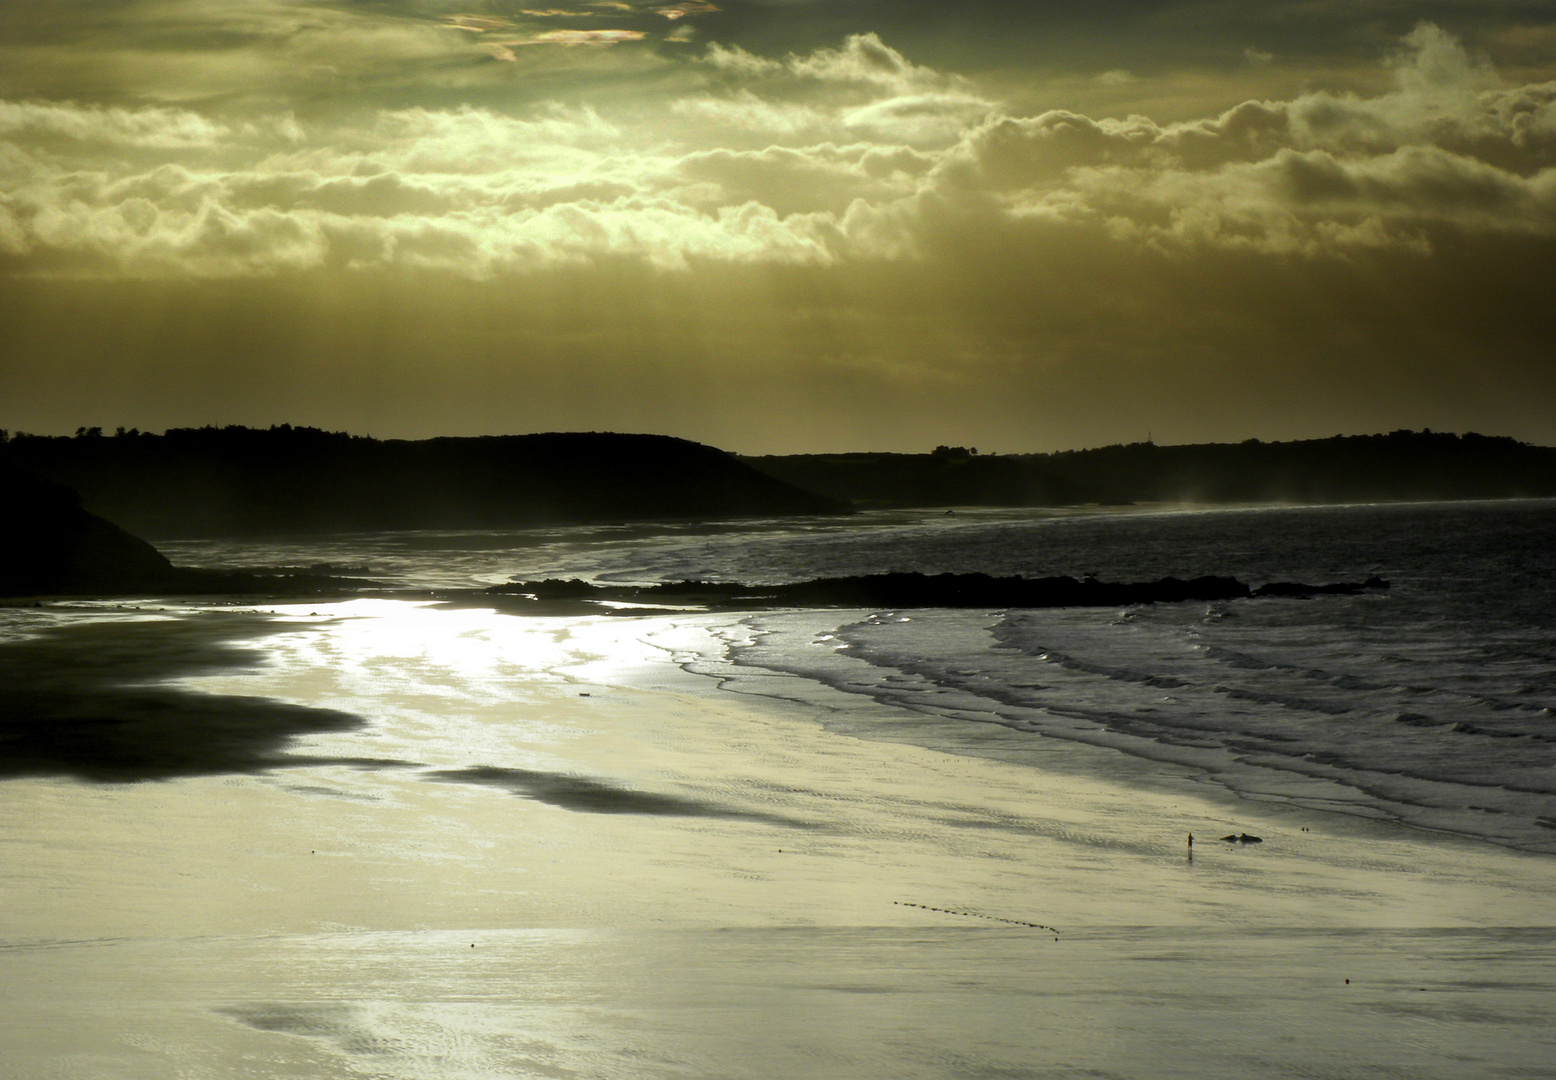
[2,598,1553,1078]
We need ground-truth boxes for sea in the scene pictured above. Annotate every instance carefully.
[8,498,1556,1080]
[154,497,1556,857]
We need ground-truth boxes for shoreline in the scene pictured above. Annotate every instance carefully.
[2,598,1553,1078]
[4,594,1551,861]
[668,605,1556,860]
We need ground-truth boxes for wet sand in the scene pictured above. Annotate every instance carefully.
[2,599,1553,1079]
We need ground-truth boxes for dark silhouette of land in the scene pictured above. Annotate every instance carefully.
[743,431,1556,509]
[1,427,844,540]
[3,424,1549,598]
[0,466,378,597]
[744,444,1085,508]
[6,428,1552,551]
[0,467,177,595]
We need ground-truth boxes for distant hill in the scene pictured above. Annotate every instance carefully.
[742,431,1556,509]
[1,427,845,540]
[738,445,1085,509]
[6,428,1550,546]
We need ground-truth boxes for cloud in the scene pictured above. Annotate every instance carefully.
[669,90,832,137]
[445,15,517,32]
[691,33,999,146]
[915,23,1556,261]
[1,20,1554,452]
[673,142,922,215]
[654,2,720,18]
[503,28,649,47]
[788,33,942,90]
[0,0,1553,458]
[1389,21,1500,96]
[702,32,958,95]
[842,92,1002,143]
[0,101,230,150]
[2,22,1552,283]
[0,0,677,104]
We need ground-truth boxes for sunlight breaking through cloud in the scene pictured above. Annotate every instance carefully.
[1,7,1554,450]
[1,24,1552,279]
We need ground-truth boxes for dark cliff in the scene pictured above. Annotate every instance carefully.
[0,469,177,595]
[2,428,845,540]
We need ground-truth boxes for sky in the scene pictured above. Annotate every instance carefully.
[1,1,1554,453]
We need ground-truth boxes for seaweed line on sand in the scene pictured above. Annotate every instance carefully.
[895,902,1060,937]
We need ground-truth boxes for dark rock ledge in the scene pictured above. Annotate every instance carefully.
[486,572,1389,612]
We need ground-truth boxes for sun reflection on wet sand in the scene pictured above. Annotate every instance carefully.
[3,599,1555,1078]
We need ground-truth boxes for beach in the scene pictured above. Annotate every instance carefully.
[3,597,1553,1079]
[7,0,1556,1069]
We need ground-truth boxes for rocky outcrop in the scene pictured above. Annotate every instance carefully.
[0,469,177,596]
[1252,576,1390,597]
[0,468,377,598]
